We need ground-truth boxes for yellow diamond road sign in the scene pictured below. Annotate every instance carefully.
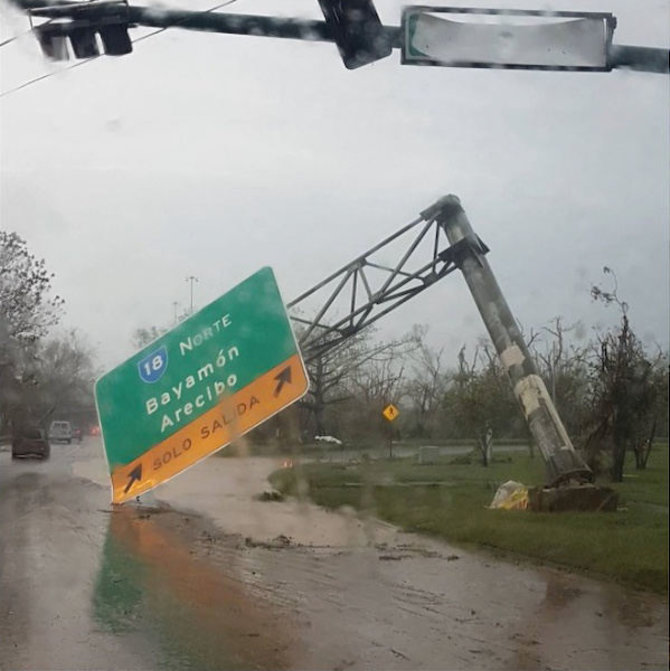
[382,404,399,422]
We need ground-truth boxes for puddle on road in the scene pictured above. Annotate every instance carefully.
[94,506,301,670]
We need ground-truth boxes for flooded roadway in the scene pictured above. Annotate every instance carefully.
[1,438,668,670]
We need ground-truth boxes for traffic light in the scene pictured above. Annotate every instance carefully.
[31,1,133,61]
[317,0,392,69]
[99,23,133,56]
[69,25,100,58]
[35,26,69,60]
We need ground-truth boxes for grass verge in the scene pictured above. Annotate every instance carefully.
[270,444,669,594]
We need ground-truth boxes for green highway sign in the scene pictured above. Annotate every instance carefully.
[402,7,614,71]
[95,267,309,503]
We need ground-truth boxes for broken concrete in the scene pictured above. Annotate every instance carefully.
[528,484,619,512]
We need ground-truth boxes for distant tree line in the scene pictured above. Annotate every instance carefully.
[0,232,97,435]
[4,231,665,485]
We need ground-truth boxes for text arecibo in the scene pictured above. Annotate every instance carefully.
[145,346,240,432]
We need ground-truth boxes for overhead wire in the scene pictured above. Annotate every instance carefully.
[0,0,241,99]
[0,31,31,48]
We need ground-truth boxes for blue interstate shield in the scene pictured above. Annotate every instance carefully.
[137,346,168,383]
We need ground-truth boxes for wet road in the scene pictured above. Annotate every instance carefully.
[1,438,668,670]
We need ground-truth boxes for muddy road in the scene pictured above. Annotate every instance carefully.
[1,438,668,670]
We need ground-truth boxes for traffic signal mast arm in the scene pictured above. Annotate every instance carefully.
[12,0,669,73]
[14,0,399,69]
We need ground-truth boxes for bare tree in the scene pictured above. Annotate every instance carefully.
[11,331,97,429]
[300,328,416,439]
[536,317,574,403]
[401,325,448,438]
[301,343,362,436]
[131,325,167,349]
[442,342,519,466]
[531,317,591,440]
[586,268,661,481]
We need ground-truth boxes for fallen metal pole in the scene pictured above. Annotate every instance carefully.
[424,195,593,486]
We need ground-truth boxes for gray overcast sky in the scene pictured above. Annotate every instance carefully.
[1,0,668,370]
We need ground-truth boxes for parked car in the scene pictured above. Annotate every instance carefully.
[49,420,73,444]
[73,426,82,442]
[12,426,50,460]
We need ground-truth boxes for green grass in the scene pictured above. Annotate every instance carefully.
[270,444,669,593]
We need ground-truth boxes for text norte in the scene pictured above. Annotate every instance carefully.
[152,395,260,470]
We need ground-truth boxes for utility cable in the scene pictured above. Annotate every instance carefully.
[0,0,240,99]
[0,32,30,48]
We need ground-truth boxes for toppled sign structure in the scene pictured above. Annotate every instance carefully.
[95,267,309,504]
[96,197,617,511]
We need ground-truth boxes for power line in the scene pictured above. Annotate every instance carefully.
[0,0,240,99]
[0,32,30,48]
[0,56,101,98]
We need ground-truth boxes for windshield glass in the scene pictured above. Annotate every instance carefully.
[1,1,668,670]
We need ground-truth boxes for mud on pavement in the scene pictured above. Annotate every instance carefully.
[107,454,669,671]
[2,445,668,671]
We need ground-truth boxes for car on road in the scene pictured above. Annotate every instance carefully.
[12,426,50,460]
[49,420,73,444]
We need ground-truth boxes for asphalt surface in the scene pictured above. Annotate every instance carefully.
[1,438,668,670]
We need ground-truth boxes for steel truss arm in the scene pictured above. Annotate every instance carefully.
[288,210,488,363]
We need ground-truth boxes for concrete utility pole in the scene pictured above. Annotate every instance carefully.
[422,195,592,487]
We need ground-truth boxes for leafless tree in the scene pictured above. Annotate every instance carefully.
[585,268,662,480]
[132,325,168,349]
[19,331,98,427]
[400,325,448,438]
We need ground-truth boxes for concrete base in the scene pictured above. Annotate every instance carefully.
[528,484,618,512]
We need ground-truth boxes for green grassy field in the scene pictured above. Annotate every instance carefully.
[270,444,669,593]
